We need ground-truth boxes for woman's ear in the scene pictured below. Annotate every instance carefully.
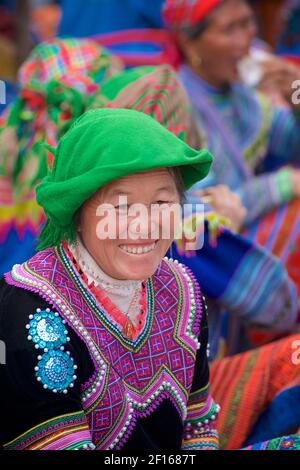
[177,32,202,69]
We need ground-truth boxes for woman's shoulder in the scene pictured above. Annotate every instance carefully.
[0,276,94,390]
[0,277,53,350]
[157,257,201,288]
[153,257,205,317]
[0,276,44,305]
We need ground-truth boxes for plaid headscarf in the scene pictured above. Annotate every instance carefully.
[91,64,203,149]
[0,38,123,200]
[163,0,223,31]
[19,37,122,94]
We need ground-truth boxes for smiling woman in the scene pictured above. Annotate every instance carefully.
[79,169,182,281]
[0,107,221,451]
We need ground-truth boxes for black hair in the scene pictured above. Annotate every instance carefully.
[167,167,187,205]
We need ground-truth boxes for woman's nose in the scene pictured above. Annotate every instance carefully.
[128,212,151,239]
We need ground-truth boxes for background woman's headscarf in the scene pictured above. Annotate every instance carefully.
[91,64,204,149]
[0,38,123,197]
[162,0,223,32]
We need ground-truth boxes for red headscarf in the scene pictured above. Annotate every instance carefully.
[163,0,223,31]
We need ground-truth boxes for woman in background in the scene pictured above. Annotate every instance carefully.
[163,0,300,296]
[95,64,300,449]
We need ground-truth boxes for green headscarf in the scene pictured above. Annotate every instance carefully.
[36,108,212,250]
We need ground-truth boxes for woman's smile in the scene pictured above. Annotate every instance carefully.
[119,241,159,255]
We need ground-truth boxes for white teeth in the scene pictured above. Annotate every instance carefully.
[119,242,156,255]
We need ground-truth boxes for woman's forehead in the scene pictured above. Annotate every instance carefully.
[103,169,178,193]
[209,0,254,28]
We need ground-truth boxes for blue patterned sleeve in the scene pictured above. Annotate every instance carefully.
[236,168,294,226]
[189,168,294,226]
[263,106,300,170]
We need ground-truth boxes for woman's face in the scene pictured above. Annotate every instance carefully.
[180,0,257,88]
[79,169,181,280]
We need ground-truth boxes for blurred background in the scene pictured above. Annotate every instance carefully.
[1,1,300,84]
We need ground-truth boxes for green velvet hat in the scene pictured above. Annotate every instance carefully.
[36,107,212,250]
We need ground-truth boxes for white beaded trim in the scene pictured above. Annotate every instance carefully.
[74,442,96,450]
[11,261,194,450]
[107,381,188,449]
[163,257,200,348]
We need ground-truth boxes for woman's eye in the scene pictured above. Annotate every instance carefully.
[155,201,169,205]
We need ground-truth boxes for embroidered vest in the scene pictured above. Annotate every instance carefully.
[6,244,202,449]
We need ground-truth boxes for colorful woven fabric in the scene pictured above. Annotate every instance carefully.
[210,335,300,449]
[92,64,202,148]
[245,385,300,445]
[171,221,298,359]
[0,39,123,275]
[0,38,123,186]
[243,434,300,451]
[245,199,300,298]
[182,383,219,450]
[91,64,298,359]
[179,65,300,311]
[163,0,223,31]
[19,38,122,95]
[277,2,300,57]
[3,412,93,451]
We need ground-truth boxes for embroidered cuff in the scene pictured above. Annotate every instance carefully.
[182,384,220,450]
[3,411,94,450]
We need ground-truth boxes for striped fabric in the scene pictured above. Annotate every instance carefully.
[171,222,298,359]
[19,38,122,94]
[243,434,300,451]
[245,199,300,297]
[210,335,300,449]
[182,384,219,450]
[0,39,123,275]
[3,411,93,450]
